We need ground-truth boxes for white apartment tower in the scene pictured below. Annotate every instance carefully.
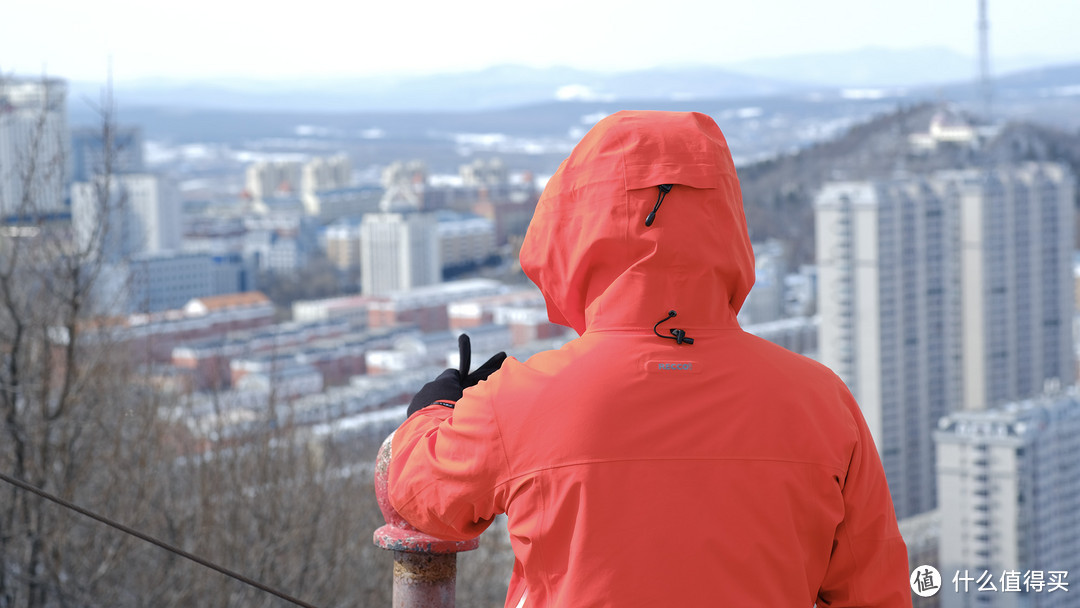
[72,173,182,262]
[245,160,302,201]
[935,387,1080,608]
[360,212,440,296]
[816,163,1076,519]
[301,154,351,194]
[0,78,68,218]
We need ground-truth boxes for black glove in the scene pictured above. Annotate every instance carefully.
[406,334,507,417]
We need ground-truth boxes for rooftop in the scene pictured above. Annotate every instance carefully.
[184,291,271,315]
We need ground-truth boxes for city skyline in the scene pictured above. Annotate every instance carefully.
[2,58,1079,603]
[4,0,1080,83]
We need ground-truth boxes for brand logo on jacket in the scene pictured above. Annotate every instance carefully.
[646,360,698,373]
[657,362,692,370]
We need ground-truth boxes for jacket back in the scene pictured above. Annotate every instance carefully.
[390,111,911,607]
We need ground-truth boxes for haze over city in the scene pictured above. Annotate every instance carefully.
[5,0,1080,82]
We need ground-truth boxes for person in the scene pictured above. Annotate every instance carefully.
[388,110,911,607]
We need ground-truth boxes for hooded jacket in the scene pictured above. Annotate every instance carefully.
[389,111,911,607]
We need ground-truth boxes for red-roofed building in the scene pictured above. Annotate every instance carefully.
[80,292,277,363]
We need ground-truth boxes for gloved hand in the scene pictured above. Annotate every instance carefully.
[406,334,507,417]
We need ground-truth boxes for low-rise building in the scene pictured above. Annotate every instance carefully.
[368,278,506,332]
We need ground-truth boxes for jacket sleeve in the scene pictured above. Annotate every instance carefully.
[817,387,913,607]
[387,384,510,541]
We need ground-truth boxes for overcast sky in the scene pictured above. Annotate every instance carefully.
[4,0,1079,82]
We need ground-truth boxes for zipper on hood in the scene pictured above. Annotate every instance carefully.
[653,310,695,345]
[644,184,673,227]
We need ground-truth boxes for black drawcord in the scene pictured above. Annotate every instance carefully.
[653,310,694,345]
[644,184,673,227]
[644,188,691,343]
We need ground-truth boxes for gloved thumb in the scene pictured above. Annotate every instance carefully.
[458,333,472,379]
[465,351,507,387]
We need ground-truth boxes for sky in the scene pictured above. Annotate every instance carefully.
[4,0,1080,83]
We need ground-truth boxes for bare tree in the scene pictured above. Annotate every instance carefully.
[0,74,512,607]
[0,73,167,607]
[0,78,391,601]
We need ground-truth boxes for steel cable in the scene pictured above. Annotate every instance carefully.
[0,470,320,608]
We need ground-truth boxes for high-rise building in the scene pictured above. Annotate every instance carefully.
[91,251,216,314]
[360,212,440,296]
[300,155,364,218]
[436,211,496,272]
[460,158,508,187]
[301,154,351,194]
[242,213,319,274]
[935,386,1080,608]
[126,252,215,313]
[740,239,789,326]
[816,163,1076,518]
[69,125,144,183]
[72,173,182,262]
[325,221,363,271]
[379,160,427,212]
[301,185,383,221]
[245,160,302,201]
[0,78,68,219]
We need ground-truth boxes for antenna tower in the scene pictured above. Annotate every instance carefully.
[978,0,993,120]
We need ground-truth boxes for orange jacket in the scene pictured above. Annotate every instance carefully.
[390,111,911,607]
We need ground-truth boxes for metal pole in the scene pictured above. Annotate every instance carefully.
[391,551,458,608]
[373,432,479,608]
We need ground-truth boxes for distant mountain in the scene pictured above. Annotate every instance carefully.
[67,65,807,115]
[898,60,1080,112]
[62,49,1079,115]
[731,47,976,88]
[728,47,1066,88]
[989,63,1080,94]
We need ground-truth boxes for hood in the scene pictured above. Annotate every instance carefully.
[520,111,754,336]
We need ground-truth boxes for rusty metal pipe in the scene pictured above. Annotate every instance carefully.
[373,432,479,608]
[391,551,457,608]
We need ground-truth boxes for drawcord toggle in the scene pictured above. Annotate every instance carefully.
[653,310,694,345]
[644,184,673,227]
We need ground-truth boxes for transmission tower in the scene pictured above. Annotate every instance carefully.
[978,0,993,120]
